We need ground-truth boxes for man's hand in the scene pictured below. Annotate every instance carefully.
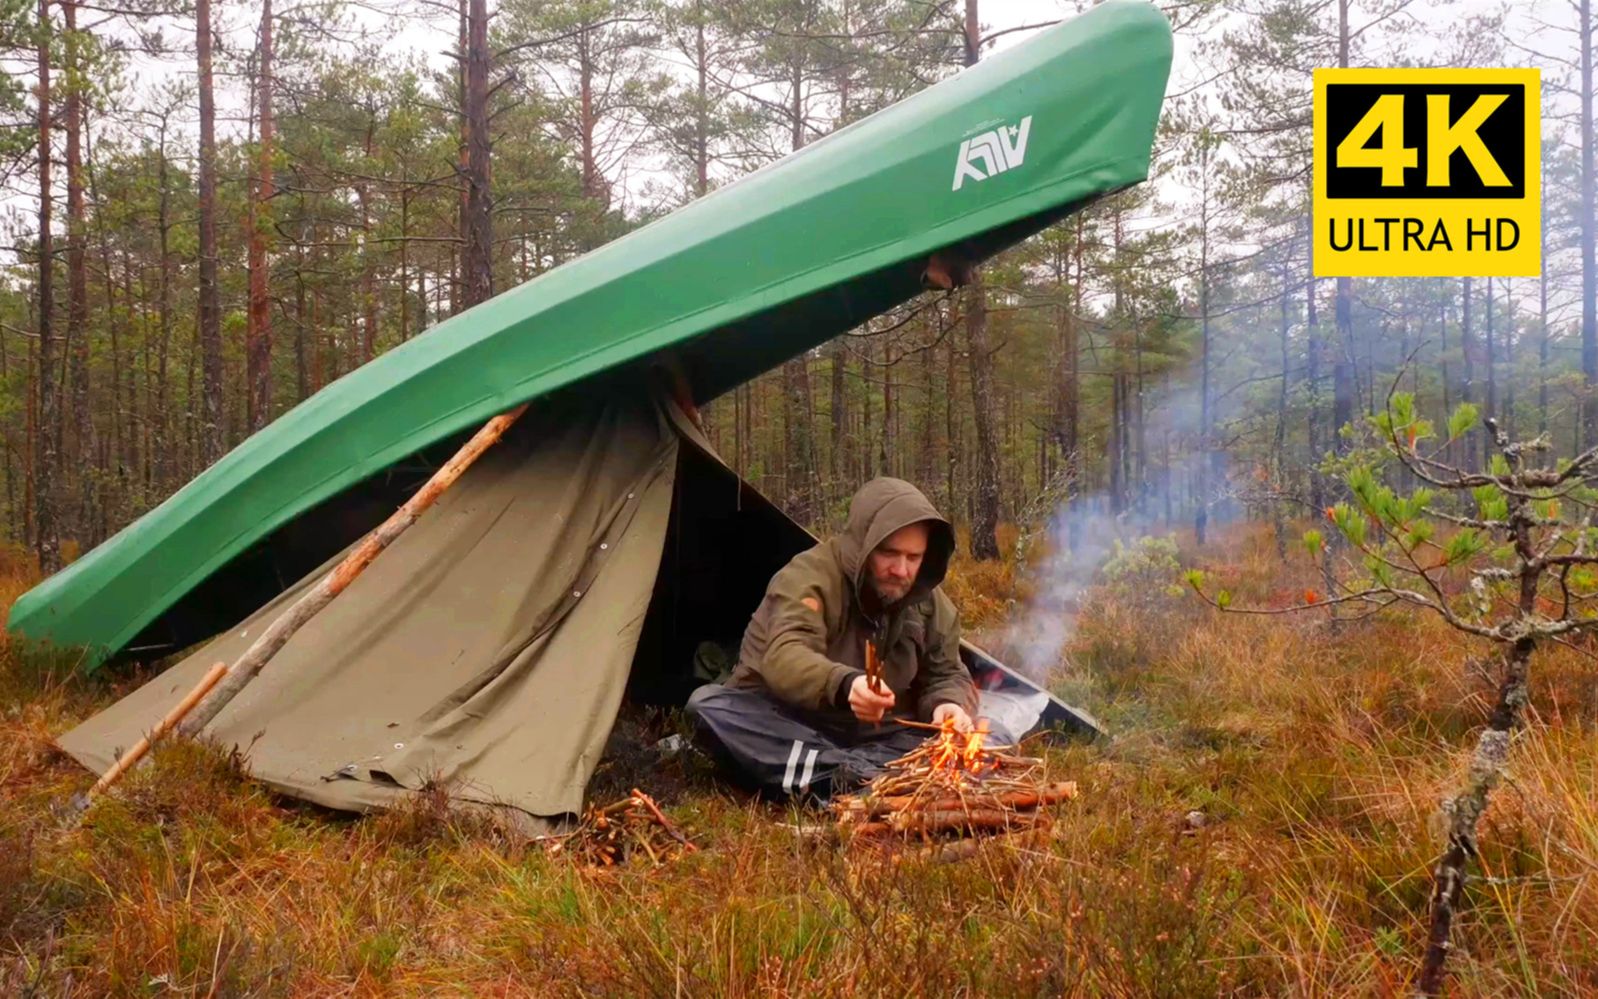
[848,674,896,723]
[931,702,974,734]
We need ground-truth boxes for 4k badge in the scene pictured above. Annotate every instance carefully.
[1313,68,1540,277]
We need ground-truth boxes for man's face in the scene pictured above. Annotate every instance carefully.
[866,522,929,605]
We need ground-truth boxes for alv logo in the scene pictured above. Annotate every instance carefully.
[953,116,1032,191]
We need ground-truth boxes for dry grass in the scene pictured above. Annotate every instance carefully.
[3,525,1598,996]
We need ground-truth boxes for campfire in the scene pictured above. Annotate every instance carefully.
[831,718,1078,852]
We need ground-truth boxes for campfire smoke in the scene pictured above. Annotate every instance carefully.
[1001,381,1221,684]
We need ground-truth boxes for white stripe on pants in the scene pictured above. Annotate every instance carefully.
[782,739,804,791]
[798,748,820,791]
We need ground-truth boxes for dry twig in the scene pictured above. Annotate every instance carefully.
[545,788,696,867]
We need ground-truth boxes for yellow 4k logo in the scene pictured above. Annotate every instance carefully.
[1313,69,1540,277]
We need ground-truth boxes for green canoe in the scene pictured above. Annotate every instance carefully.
[9,0,1172,665]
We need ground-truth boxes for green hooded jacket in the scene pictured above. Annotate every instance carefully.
[727,477,975,735]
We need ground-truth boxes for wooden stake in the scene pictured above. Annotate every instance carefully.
[82,403,531,802]
[81,660,229,802]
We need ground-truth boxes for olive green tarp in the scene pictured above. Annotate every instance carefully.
[58,395,684,824]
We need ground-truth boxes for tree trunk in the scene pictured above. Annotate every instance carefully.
[1580,0,1595,448]
[64,0,91,545]
[156,115,173,493]
[578,27,604,208]
[963,0,1000,559]
[1461,277,1476,465]
[461,0,493,308]
[197,0,223,464]
[878,337,893,477]
[944,320,959,517]
[966,274,1001,559]
[779,57,816,527]
[1419,452,1544,993]
[1484,278,1496,469]
[1305,220,1322,515]
[1331,0,1354,460]
[453,0,467,316]
[247,0,275,432]
[830,340,845,521]
[1540,258,1550,437]
[1274,254,1290,560]
[694,0,708,198]
[360,119,378,363]
[1503,281,1516,440]
[782,354,817,526]
[1197,145,1212,545]
[1439,291,1451,454]
[1053,228,1078,491]
[34,0,60,572]
[294,240,308,401]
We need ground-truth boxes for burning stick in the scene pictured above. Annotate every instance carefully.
[864,640,884,695]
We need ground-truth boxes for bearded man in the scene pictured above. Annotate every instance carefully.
[685,477,993,799]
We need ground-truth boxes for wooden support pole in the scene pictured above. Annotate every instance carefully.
[177,403,530,737]
[81,660,229,803]
[82,403,530,802]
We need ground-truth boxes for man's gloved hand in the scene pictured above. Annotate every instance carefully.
[848,674,896,723]
[931,702,974,734]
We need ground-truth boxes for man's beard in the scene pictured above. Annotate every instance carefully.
[871,577,911,604]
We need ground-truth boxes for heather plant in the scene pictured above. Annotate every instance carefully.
[1187,389,1598,995]
[1100,534,1186,607]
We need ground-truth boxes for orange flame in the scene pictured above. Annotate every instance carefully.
[929,717,993,775]
[931,719,959,769]
[963,720,991,774]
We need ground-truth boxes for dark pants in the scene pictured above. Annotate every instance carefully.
[685,684,926,801]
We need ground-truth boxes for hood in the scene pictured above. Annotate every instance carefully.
[836,477,955,609]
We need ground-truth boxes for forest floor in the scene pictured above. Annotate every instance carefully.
[3,523,1597,996]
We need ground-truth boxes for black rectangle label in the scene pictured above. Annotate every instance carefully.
[1324,83,1525,200]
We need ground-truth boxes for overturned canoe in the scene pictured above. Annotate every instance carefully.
[9,0,1171,664]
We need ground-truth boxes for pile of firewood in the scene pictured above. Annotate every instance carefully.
[831,719,1077,850]
[545,787,697,867]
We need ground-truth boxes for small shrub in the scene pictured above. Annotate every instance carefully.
[1100,533,1186,607]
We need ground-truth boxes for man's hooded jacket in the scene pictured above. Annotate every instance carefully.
[727,477,976,735]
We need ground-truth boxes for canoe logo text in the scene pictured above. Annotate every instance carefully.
[952,116,1033,191]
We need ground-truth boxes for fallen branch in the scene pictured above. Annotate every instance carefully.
[889,807,1037,834]
[836,781,1079,819]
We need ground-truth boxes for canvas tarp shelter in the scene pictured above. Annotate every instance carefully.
[56,385,1089,823]
[16,0,1170,824]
